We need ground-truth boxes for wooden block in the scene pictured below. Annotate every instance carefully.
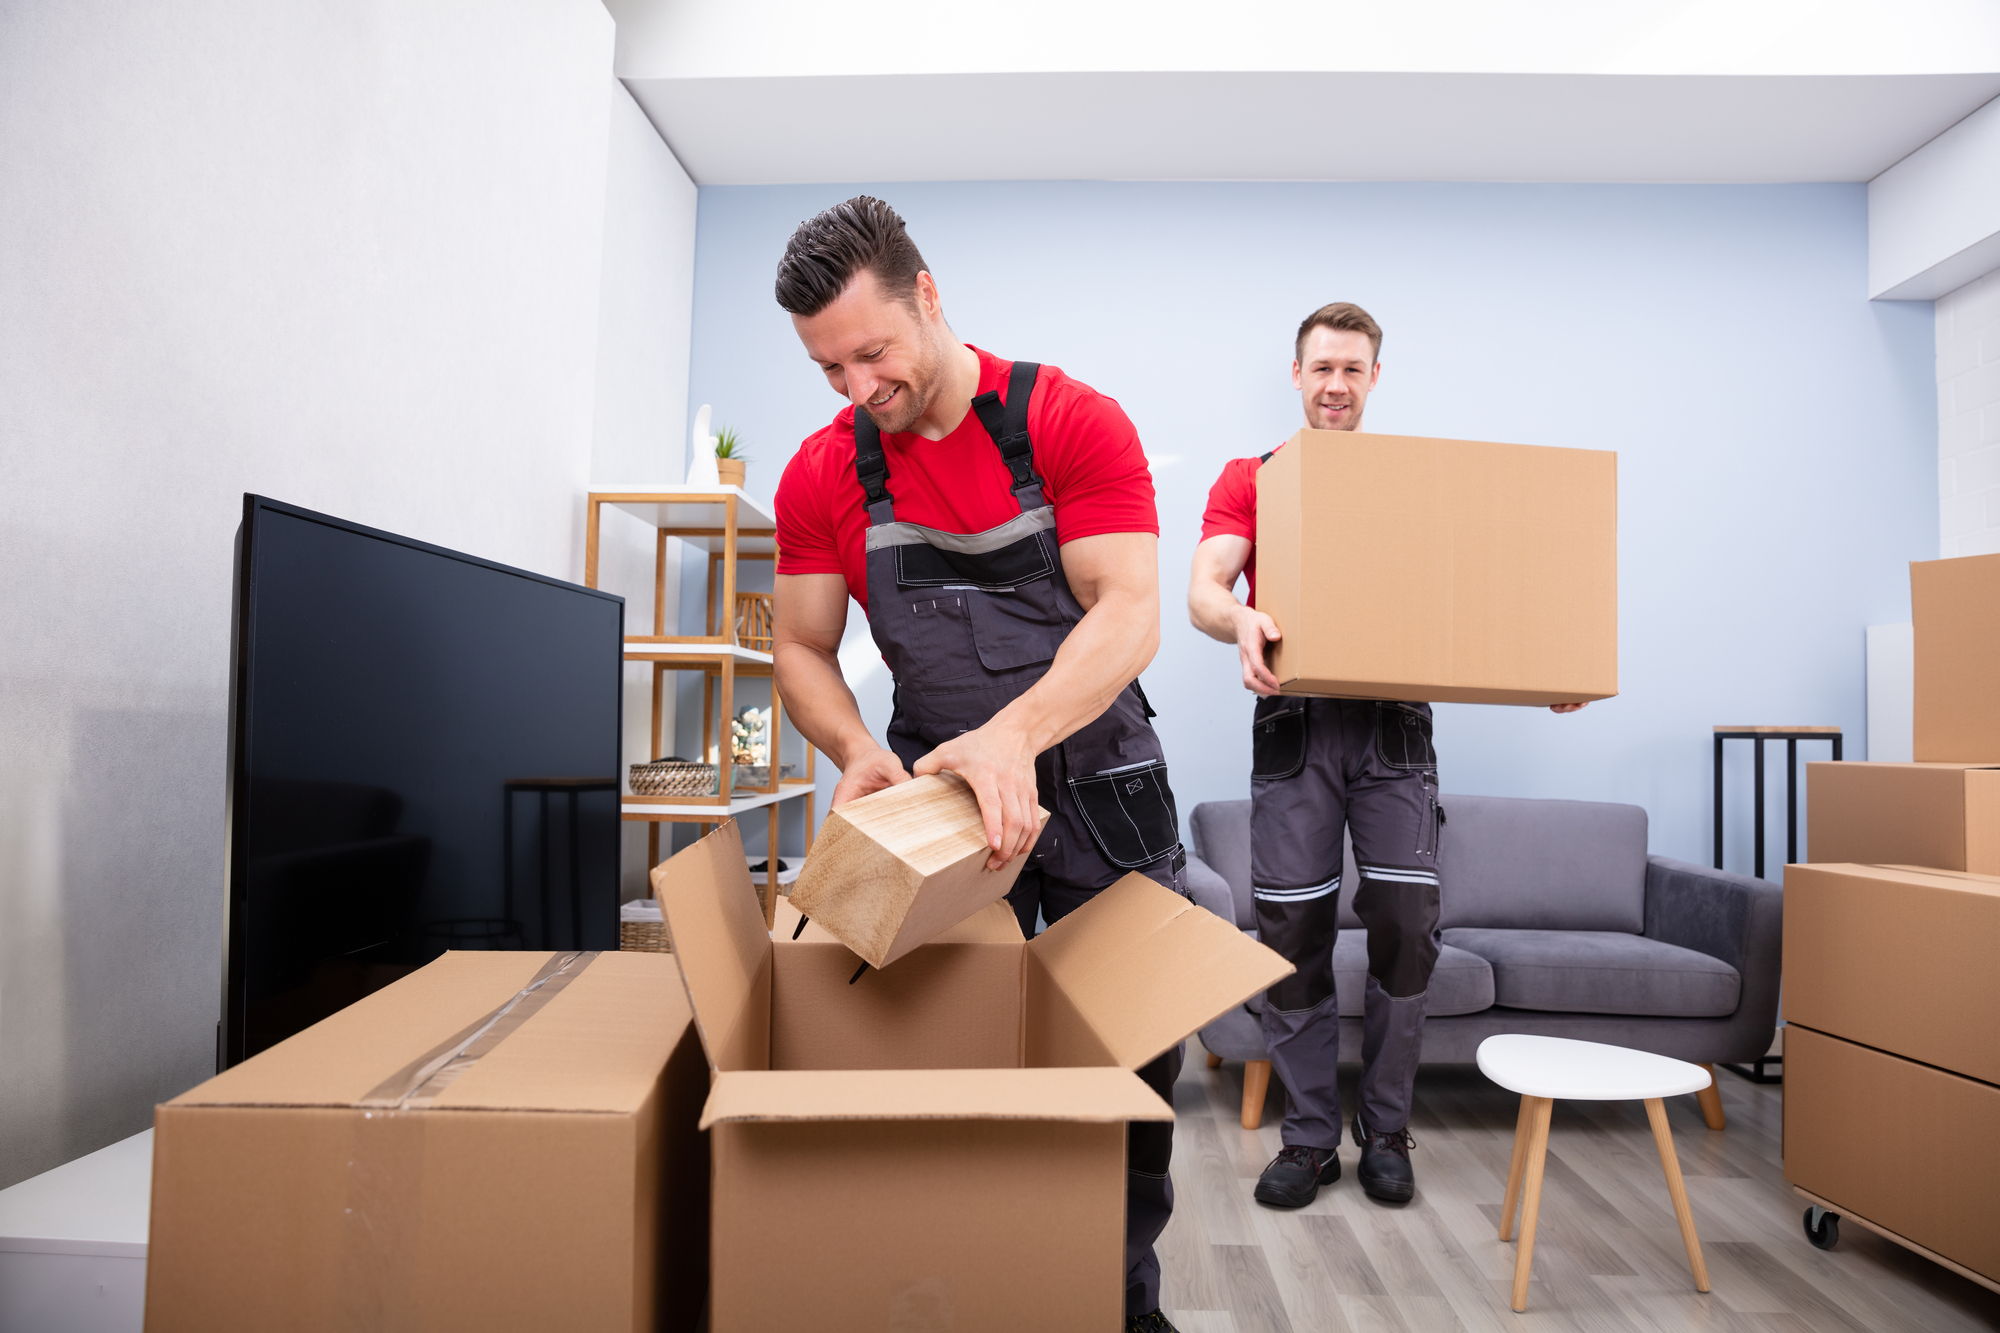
[788,773,1048,969]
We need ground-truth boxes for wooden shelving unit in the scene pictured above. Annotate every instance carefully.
[585,486,815,923]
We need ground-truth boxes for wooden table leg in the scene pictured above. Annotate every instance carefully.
[1499,1094,1534,1241]
[764,803,780,928]
[1645,1097,1711,1292]
[1240,1059,1272,1130]
[1511,1095,1554,1312]
[1694,1064,1726,1130]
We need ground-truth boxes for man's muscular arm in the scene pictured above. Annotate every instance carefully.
[913,531,1161,869]
[772,573,911,809]
[1190,534,1283,696]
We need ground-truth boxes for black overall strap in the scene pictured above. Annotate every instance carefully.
[1259,450,1275,462]
[851,407,896,526]
[969,361,1045,511]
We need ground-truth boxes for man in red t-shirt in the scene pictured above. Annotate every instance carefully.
[1190,303,1586,1211]
[770,197,1186,1332]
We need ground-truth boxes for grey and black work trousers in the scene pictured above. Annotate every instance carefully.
[1249,697,1443,1149]
[1008,863,1184,1319]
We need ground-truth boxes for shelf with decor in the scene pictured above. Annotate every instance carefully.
[584,483,815,925]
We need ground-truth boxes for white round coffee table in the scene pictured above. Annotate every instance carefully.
[1476,1034,1714,1313]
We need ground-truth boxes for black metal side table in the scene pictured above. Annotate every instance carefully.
[1712,726,1841,1087]
[505,776,619,950]
[1712,726,1843,879]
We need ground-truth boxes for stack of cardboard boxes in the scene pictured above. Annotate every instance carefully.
[1786,551,2000,1292]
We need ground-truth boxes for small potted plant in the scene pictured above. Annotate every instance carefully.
[713,427,748,490]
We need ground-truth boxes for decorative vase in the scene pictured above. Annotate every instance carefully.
[716,457,746,489]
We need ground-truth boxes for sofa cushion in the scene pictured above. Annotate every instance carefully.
[1245,935,1493,1018]
[1443,928,1740,1018]
[1437,795,1648,932]
[1188,800,1254,925]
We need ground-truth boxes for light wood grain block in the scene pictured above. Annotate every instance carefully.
[787,772,1048,969]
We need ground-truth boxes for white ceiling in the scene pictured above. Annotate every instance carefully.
[607,0,2000,185]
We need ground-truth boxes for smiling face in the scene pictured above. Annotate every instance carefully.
[792,268,949,435]
[1292,326,1380,432]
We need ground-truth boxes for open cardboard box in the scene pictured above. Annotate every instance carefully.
[651,822,1290,1331]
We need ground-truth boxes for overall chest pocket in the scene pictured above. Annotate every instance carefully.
[1375,703,1437,772]
[966,584,1069,672]
[899,596,982,684]
[1250,698,1309,781]
[896,532,1054,592]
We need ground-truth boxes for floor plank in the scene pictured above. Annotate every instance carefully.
[1157,1057,2000,1332]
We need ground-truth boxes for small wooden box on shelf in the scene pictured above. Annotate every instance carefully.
[585,486,817,925]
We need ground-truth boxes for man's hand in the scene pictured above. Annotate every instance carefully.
[1232,605,1285,696]
[912,719,1041,871]
[1549,702,1589,714]
[829,746,912,809]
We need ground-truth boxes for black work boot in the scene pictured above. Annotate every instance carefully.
[1353,1113,1416,1203]
[1127,1311,1182,1333]
[1253,1144,1341,1208]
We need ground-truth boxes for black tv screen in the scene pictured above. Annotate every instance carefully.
[224,495,623,1065]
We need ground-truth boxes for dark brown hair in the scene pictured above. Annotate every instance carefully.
[774,196,929,316]
[1295,301,1383,364]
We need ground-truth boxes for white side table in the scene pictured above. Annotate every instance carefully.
[1476,1035,1713,1313]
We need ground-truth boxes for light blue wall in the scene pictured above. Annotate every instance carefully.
[686,181,1936,873]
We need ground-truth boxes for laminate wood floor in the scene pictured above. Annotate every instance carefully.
[1160,1056,2000,1332]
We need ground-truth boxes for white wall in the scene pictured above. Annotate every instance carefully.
[589,82,700,899]
[0,0,617,1187]
[1871,94,2000,299]
[1937,270,2000,557]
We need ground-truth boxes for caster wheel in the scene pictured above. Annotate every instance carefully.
[1804,1205,1840,1250]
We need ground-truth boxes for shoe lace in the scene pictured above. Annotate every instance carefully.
[1272,1144,1324,1170]
[1368,1127,1415,1157]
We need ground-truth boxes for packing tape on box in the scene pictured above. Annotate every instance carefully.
[359,949,601,1109]
[338,950,601,1323]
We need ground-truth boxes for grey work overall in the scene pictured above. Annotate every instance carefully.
[1250,696,1443,1148]
[853,360,1187,1317]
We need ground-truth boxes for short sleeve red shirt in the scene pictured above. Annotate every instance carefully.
[1198,442,1286,607]
[775,347,1158,611]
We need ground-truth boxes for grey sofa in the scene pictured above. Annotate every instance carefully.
[1187,794,1781,1131]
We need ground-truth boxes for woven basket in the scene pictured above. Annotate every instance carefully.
[630,759,718,797]
[620,919,671,953]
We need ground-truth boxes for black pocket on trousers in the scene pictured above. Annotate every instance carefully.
[1375,703,1437,771]
[1250,699,1308,781]
[1068,760,1180,870]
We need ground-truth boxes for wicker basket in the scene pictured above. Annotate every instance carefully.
[630,759,718,797]
[620,919,671,953]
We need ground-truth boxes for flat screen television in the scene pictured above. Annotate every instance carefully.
[223,495,623,1066]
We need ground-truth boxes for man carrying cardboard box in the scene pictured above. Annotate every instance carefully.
[1188,303,1588,1208]
[770,196,1188,1332]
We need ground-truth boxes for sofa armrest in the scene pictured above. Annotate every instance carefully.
[1645,855,1784,1046]
[1185,852,1247,931]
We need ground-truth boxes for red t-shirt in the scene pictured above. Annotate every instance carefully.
[775,347,1158,610]
[1198,442,1286,607]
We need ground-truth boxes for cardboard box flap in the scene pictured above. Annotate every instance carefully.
[1872,864,2000,894]
[1027,873,1293,1069]
[772,897,1024,947]
[653,822,772,1074]
[170,951,564,1108]
[699,1066,1171,1130]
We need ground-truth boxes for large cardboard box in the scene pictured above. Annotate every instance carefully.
[146,949,709,1332]
[1784,1023,2000,1285]
[1913,552,2000,762]
[1782,862,2000,1085]
[1255,429,1617,705]
[653,823,1289,1332]
[789,771,1049,968]
[1805,761,2000,874]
